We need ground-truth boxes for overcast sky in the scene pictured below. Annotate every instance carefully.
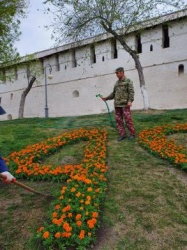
[15,0,55,56]
[15,1,187,57]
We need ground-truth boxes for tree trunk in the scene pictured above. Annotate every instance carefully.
[102,24,150,110]
[130,50,150,110]
[118,37,150,109]
[18,76,36,118]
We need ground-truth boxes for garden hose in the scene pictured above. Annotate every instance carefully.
[96,94,116,129]
[36,95,117,130]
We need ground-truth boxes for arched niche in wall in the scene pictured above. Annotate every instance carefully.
[90,45,96,64]
[7,114,12,120]
[72,90,79,98]
[135,33,142,54]
[162,24,170,48]
[178,64,184,76]
[111,38,118,59]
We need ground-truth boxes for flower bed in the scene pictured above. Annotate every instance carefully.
[6,128,108,249]
[138,123,187,169]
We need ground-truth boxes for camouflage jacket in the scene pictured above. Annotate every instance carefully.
[105,77,134,107]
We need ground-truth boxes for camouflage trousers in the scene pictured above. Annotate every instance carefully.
[115,107,135,137]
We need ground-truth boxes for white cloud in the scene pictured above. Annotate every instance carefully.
[15,0,55,56]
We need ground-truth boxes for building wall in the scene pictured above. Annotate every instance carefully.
[0,17,187,120]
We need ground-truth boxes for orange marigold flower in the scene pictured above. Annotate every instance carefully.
[62,232,72,238]
[43,231,50,239]
[79,230,85,239]
[87,218,97,229]
[92,218,97,224]
[63,222,72,232]
[87,196,91,200]
[68,213,72,218]
[53,212,58,218]
[62,205,71,212]
[63,222,70,230]
[85,200,90,205]
[61,214,66,220]
[92,212,98,218]
[71,187,76,192]
[87,187,93,192]
[52,218,58,225]
[87,222,94,229]
[37,226,44,233]
[55,232,61,238]
[76,214,82,220]
[76,220,82,227]
[76,191,81,197]
[55,204,61,210]
[67,226,72,232]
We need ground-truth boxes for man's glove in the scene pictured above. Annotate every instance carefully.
[1,171,15,183]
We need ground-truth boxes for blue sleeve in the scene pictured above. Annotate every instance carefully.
[0,157,9,173]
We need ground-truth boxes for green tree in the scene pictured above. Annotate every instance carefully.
[0,0,28,63]
[44,0,187,109]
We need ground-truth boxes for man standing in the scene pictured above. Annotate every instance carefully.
[102,67,135,141]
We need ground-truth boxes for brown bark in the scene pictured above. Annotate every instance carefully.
[101,23,150,109]
[116,35,149,109]
[18,76,36,118]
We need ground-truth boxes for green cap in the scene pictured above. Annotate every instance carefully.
[115,67,124,73]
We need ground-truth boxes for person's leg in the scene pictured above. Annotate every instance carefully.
[115,107,126,137]
[122,106,135,137]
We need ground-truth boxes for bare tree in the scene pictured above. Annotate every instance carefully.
[18,56,43,118]
[1,54,43,119]
[44,0,187,109]
[18,74,36,119]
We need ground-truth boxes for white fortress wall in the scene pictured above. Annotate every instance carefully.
[0,12,187,120]
[139,19,187,109]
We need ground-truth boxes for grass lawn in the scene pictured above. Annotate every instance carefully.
[0,109,187,250]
